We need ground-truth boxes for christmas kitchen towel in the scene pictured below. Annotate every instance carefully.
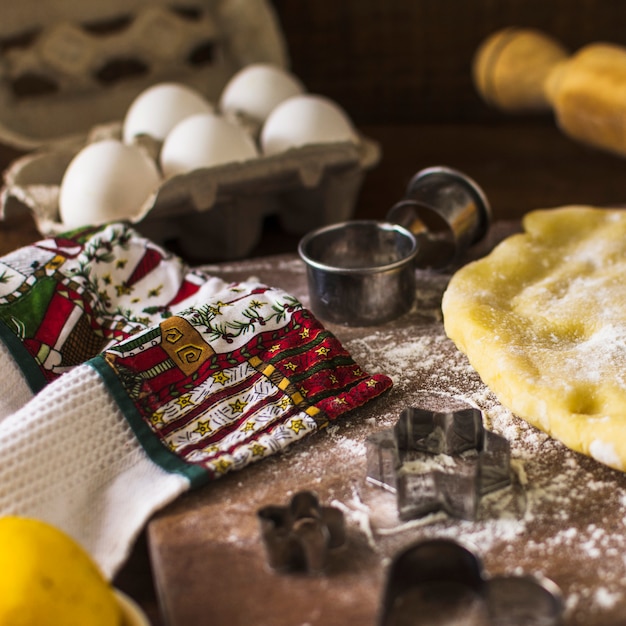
[0,222,392,578]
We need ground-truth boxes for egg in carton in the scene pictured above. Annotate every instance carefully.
[0,0,379,260]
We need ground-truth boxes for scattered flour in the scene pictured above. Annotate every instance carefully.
[207,254,626,625]
[330,304,626,625]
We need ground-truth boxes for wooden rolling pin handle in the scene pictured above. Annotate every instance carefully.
[473,27,570,112]
[475,27,626,157]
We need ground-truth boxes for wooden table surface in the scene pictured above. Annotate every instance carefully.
[145,227,626,626]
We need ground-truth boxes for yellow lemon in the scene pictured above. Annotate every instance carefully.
[0,516,121,626]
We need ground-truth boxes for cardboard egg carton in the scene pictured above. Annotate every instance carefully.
[0,0,379,259]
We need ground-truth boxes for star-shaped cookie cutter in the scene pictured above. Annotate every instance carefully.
[379,539,564,626]
[366,403,511,520]
[257,490,346,574]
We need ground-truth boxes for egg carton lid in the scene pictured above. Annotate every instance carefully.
[0,0,288,149]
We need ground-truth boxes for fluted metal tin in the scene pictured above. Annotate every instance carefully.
[388,165,491,269]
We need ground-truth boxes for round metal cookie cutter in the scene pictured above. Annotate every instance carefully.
[378,538,564,626]
[387,165,492,269]
[298,220,418,327]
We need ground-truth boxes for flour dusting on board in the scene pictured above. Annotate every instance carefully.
[327,271,626,623]
[200,251,626,626]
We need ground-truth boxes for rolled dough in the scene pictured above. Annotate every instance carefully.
[442,206,626,470]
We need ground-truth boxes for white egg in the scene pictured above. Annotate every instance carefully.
[160,113,259,178]
[220,63,305,125]
[59,140,161,229]
[123,82,213,143]
[260,94,359,155]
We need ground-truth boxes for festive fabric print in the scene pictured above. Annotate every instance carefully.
[89,283,392,484]
[0,222,393,484]
[0,223,225,390]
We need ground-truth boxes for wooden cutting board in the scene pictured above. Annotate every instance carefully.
[148,222,626,626]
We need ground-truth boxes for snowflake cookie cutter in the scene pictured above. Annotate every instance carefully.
[379,539,564,626]
[366,401,511,520]
[257,491,346,574]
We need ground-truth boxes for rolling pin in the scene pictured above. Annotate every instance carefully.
[473,27,626,157]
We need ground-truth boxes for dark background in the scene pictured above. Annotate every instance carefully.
[271,0,626,222]
[4,0,626,256]
[273,0,626,126]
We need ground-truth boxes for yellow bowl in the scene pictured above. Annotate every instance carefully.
[115,589,151,626]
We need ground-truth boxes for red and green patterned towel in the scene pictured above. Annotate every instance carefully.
[0,222,392,484]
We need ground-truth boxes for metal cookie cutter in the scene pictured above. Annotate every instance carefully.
[387,165,492,269]
[366,401,511,520]
[298,220,418,326]
[379,538,564,626]
[257,490,346,574]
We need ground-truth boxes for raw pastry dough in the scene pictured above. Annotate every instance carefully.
[442,206,626,471]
